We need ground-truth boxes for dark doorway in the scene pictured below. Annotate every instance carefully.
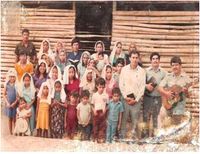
[75,2,112,54]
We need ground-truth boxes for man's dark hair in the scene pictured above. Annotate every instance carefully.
[22,29,30,35]
[96,77,105,86]
[150,52,160,60]
[170,56,182,65]
[116,58,125,66]
[19,50,27,56]
[129,50,140,58]
[71,37,80,46]
[112,87,121,96]
[81,90,90,99]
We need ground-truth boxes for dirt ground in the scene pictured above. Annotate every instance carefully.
[1,105,199,152]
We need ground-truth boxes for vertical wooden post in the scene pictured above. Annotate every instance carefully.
[113,1,116,12]
[72,1,75,10]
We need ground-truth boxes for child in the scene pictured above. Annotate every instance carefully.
[39,53,53,72]
[101,64,117,99]
[113,58,125,87]
[55,49,70,75]
[106,87,124,143]
[79,69,96,99]
[91,77,109,143]
[91,41,109,73]
[77,90,92,140]
[77,51,90,79]
[65,91,79,139]
[3,68,19,135]
[14,97,31,136]
[18,73,36,135]
[50,79,67,138]
[63,65,80,99]
[36,82,51,138]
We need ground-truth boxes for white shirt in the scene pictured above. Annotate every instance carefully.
[91,91,109,111]
[119,64,146,102]
[76,102,91,125]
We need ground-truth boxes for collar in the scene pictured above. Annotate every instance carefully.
[149,66,161,72]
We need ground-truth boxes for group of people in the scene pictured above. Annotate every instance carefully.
[3,28,192,143]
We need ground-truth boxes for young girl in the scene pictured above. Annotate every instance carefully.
[109,41,125,67]
[54,41,64,61]
[55,49,70,75]
[79,69,96,99]
[14,97,31,136]
[113,58,125,87]
[33,60,48,93]
[63,65,80,99]
[18,73,36,135]
[39,53,53,72]
[38,39,54,62]
[91,41,109,73]
[50,79,67,138]
[65,91,79,139]
[47,65,62,91]
[101,64,117,99]
[36,82,51,138]
[3,68,19,135]
[87,58,100,78]
[77,51,90,79]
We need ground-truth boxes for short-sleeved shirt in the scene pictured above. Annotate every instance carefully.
[159,72,192,115]
[15,41,36,58]
[145,66,167,97]
[91,91,109,112]
[68,51,82,69]
[76,102,91,125]
[107,100,124,122]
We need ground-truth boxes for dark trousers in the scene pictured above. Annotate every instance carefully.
[78,123,92,140]
[92,110,106,140]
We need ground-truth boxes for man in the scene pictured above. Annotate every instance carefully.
[157,56,192,129]
[142,52,167,138]
[67,37,82,69]
[15,29,37,65]
[119,51,146,139]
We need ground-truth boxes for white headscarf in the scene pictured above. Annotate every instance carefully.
[37,81,51,104]
[109,41,124,66]
[51,79,66,103]
[48,65,62,80]
[94,40,105,52]
[38,39,54,61]
[79,51,91,66]
[79,68,96,88]
[4,68,18,89]
[18,73,36,98]
[63,65,78,84]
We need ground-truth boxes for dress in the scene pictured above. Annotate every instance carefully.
[50,92,65,138]
[66,104,77,135]
[36,98,50,130]
[64,79,80,99]
[23,87,35,132]
[33,75,47,90]
[13,107,31,135]
[5,82,17,118]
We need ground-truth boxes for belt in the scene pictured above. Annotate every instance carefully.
[144,94,161,98]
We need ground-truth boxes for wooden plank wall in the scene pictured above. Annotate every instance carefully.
[1,8,75,99]
[111,10,199,117]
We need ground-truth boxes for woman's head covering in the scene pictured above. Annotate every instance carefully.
[4,68,18,88]
[94,40,105,52]
[18,73,36,98]
[54,41,64,53]
[79,68,96,88]
[38,39,54,60]
[63,65,78,84]
[109,41,124,66]
[79,51,91,66]
[35,59,48,76]
[48,65,62,80]
[37,81,51,104]
[51,79,66,103]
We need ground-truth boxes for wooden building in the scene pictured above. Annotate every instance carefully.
[1,0,199,117]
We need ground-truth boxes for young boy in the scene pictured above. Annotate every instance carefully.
[91,77,109,143]
[106,87,124,143]
[76,90,92,140]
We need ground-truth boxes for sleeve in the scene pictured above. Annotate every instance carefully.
[32,43,37,56]
[159,75,168,88]
[135,69,146,102]
[15,44,19,56]
[76,103,80,110]
[91,94,95,105]
[119,102,124,112]
[119,68,126,98]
